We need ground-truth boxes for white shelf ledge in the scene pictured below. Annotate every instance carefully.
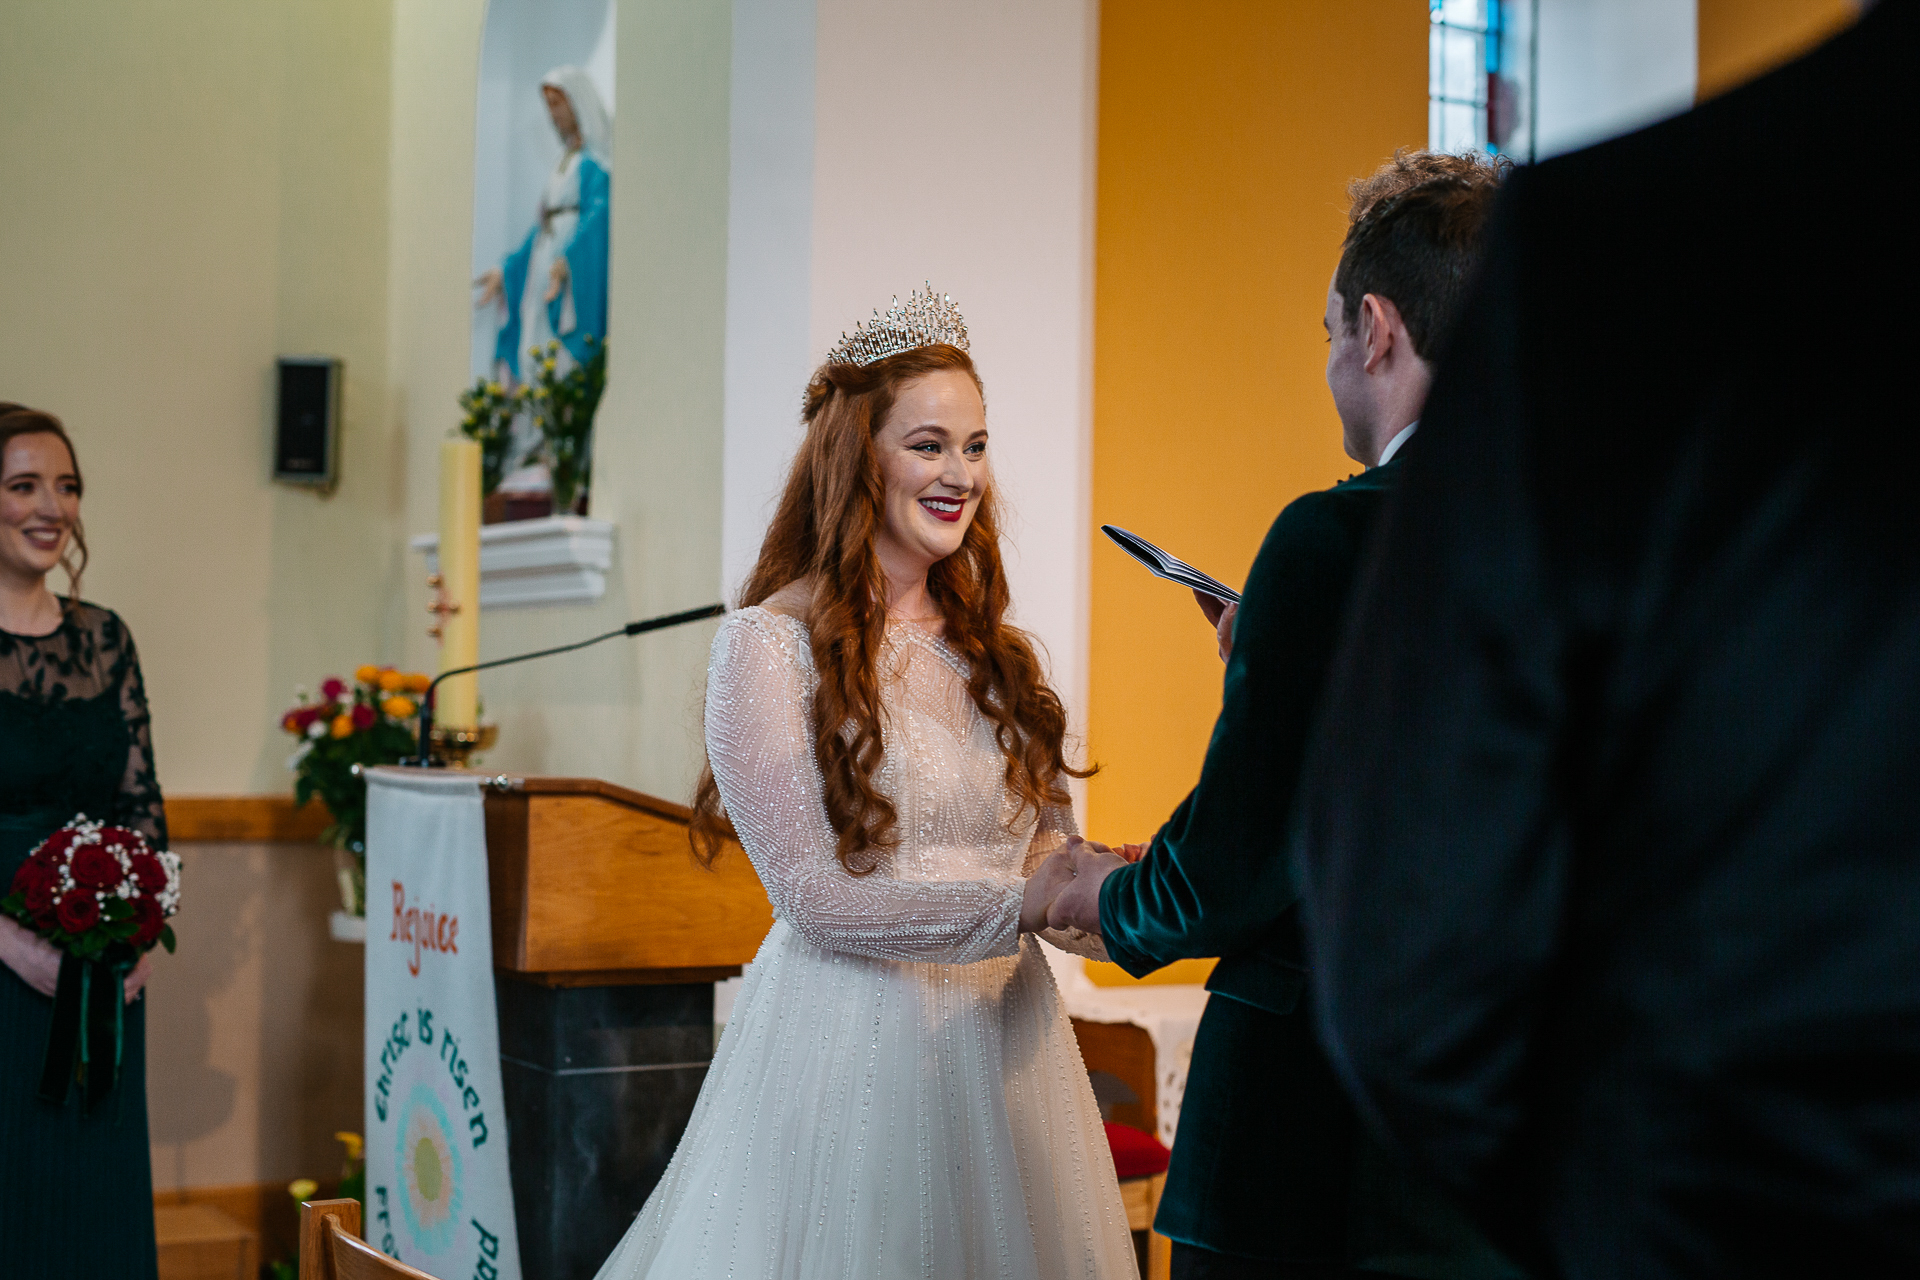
[329,910,367,943]
[411,515,616,608]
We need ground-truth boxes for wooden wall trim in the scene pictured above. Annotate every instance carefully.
[165,796,331,843]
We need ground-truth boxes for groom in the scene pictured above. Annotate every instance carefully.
[1045,151,1511,1279]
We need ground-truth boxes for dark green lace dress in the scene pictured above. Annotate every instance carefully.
[0,602,165,1279]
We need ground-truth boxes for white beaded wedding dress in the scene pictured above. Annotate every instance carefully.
[594,606,1137,1280]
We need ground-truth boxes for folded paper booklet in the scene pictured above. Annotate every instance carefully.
[1100,525,1241,605]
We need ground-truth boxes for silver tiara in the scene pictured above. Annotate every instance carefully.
[825,285,969,367]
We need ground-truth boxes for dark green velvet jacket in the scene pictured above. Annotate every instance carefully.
[1098,445,1520,1276]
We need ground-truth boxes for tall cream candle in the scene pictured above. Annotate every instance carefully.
[437,438,482,730]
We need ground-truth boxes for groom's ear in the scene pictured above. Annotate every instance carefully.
[1360,293,1407,374]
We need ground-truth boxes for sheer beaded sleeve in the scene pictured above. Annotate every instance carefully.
[105,615,167,849]
[705,610,1023,965]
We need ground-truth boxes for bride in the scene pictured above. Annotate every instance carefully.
[595,292,1136,1279]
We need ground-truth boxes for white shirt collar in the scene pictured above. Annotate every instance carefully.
[1375,420,1418,468]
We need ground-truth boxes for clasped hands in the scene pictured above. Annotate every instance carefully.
[1018,837,1142,936]
[1016,591,1224,937]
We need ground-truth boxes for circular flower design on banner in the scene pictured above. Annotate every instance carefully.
[396,1082,465,1254]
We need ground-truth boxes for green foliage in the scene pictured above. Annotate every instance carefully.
[0,889,147,963]
[458,335,606,512]
[523,334,606,514]
[458,378,521,496]
[291,717,418,858]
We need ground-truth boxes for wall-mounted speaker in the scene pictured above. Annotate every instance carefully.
[274,357,341,490]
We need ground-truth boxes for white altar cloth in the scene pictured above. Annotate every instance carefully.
[364,768,523,1280]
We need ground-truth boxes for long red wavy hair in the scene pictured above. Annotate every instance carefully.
[691,344,1089,872]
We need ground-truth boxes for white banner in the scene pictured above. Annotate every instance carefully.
[364,768,522,1280]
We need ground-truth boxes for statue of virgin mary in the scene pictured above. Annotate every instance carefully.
[475,65,611,386]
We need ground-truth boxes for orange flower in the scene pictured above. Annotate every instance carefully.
[378,670,406,693]
[382,696,417,719]
[330,713,354,739]
[281,711,301,733]
[405,672,432,694]
[354,664,381,685]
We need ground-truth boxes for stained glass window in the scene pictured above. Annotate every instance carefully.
[1430,0,1535,159]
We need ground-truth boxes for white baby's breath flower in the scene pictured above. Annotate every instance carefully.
[307,720,327,739]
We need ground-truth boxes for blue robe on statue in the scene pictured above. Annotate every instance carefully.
[493,150,609,372]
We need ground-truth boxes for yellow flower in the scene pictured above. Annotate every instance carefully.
[330,714,353,739]
[289,1178,319,1203]
[383,696,416,719]
[335,1131,365,1161]
[355,664,380,684]
[543,359,557,373]
[405,672,432,693]
[377,670,405,693]
[487,382,502,396]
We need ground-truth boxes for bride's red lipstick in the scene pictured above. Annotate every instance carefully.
[918,496,966,523]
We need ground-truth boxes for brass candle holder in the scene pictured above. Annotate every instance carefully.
[429,722,499,768]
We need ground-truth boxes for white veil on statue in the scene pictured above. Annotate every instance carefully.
[540,65,612,166]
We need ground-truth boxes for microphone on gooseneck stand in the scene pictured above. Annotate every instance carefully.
[405,602,727,767]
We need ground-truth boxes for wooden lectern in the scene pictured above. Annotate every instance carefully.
[483,776,771,982]
[479,776,772,1280]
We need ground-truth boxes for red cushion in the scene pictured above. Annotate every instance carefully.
[1104,1121,1171,1180]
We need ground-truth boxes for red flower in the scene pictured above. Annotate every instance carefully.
[71,844,121,890]
[33,829,76,865]
[13,861,56,914]
[56,892,100,935]
[351,703,376,731]
[320,677,347,700]
[129,851,167,895]
[131,897,165,948]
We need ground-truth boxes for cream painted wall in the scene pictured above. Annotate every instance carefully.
[147,842,361,1193]
[812,0,1098,772]
[1536,0,1697,157]
[0,0,400,795]
[718,0,1099,788]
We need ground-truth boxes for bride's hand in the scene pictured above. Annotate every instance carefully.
[1021,849,1077,933]
[0,917,62,998]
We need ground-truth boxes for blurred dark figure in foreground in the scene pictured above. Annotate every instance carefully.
[1294,3,1920,1276]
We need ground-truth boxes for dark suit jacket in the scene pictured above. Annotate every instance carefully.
[1295,6,1920,1276]
[1099,451,1512,1274]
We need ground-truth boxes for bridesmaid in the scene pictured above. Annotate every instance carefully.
[0,403,167,1279]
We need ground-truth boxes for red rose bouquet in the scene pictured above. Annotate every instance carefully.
[2,815,182,1108]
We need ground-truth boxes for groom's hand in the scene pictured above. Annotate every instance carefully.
[1047,837,1129,935]
[1194,588,1238,664]
[1021,848,1077,933]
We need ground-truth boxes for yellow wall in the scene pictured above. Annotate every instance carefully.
[0,0,401,794]
[1697,0,1855,99]
[1086,1,1427,976]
